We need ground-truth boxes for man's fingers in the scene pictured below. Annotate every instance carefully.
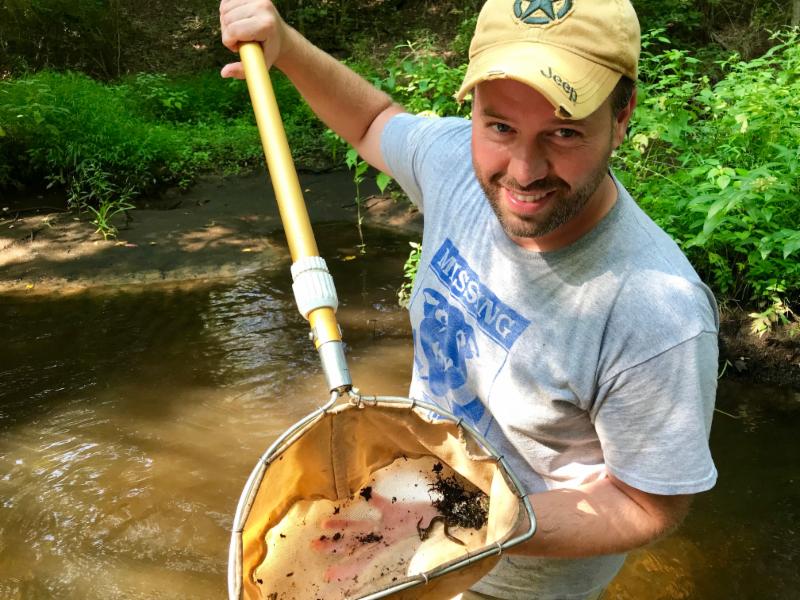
[220,0,271,26]
[220,62,245,79]
[221,14,273,52]
[219,0,277,52]
[220,0,259,14]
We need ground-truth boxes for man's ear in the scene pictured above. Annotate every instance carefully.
[612,87,637,150]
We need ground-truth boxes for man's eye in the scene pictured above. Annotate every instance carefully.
[554,128,579,138]
[491,122,512,134]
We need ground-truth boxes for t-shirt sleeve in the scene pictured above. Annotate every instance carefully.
[592,330,719,495]
[380,113,471,213]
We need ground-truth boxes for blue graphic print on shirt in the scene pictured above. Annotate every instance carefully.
[413,239,531,435]
[418,287,478,396]
[430,240,529,349]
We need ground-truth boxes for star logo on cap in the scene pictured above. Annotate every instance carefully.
[513,0,573,25]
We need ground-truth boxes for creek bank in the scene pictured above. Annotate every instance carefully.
[0,170,420,296]
[2,171,797,390]
[718,310,800,391]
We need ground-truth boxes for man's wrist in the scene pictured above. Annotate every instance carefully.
[273,24,301,72]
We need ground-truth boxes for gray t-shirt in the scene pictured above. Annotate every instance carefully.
[381,114,718,599]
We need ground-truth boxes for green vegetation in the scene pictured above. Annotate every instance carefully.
[0,69,327,237]
[366,42,468,117]
[615,30,800,311]
[398,241,422,308]
[344,146,392,254]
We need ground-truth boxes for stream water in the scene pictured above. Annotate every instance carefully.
[1,221,798,599]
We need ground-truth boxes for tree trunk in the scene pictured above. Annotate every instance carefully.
[793,0,800,26]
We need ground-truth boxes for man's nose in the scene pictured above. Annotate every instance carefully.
[507,143,549,188]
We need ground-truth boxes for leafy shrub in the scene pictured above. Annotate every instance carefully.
[0,69,329,202]
[631,0,703,44]
[1,71,205,193]
[121,71,253,123]
[398,241,421,307]
[451,14,478,60]
[615,29,800,306]
[368,43,468,117]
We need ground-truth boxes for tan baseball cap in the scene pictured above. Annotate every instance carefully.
[456,0,640,120]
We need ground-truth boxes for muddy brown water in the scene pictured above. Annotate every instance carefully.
[1,223,798,599]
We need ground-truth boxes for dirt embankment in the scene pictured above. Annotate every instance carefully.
[1,172,797,390]
[718,312,800,391]
[0,171,420,296]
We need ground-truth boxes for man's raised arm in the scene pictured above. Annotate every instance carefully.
[219,0,405,175]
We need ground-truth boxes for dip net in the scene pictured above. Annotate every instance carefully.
[228,393,536,600]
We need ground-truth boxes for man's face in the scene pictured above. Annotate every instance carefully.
[471,79,633,251]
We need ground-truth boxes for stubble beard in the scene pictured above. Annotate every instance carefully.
[476,158,610,240]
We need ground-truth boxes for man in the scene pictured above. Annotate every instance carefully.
[220,0,719,598]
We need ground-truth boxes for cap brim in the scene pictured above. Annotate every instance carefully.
[456,42,621,120]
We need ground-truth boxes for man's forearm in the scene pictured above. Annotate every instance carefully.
[275,26,404,171]
[512,474,692,558]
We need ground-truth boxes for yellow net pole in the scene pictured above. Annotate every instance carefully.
[239,42,348,390]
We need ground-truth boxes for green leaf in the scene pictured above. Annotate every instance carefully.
[375,172,392,193]
[783,237,800,259]
[688,165,711,177]
[703,198,730,236]
[344,147,359,169]
[707,196,729,217]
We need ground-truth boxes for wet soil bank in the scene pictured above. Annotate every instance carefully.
[1,171,797,390]
[0,170,420,296]
[718,311,800,391]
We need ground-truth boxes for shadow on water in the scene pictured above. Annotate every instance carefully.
[607,380,800,600]
[1,220,798,599]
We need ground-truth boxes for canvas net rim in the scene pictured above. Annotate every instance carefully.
[228,391,537,600]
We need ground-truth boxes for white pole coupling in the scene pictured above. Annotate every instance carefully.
[290,256,339,319]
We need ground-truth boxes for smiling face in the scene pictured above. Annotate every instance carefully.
[471,79,634,251]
